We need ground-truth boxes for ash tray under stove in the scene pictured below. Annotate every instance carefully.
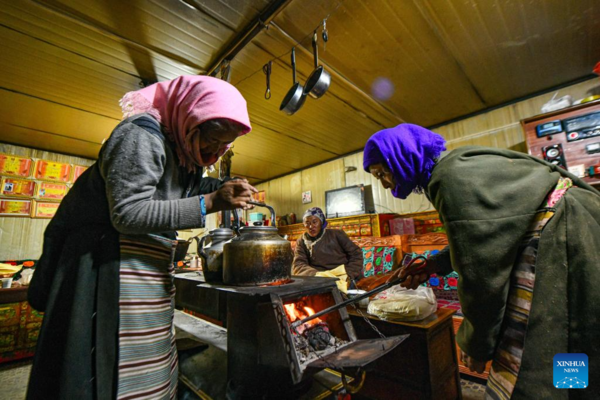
[306,334,409,370]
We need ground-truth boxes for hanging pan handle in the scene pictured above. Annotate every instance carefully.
[291,47,297,84]
[312,30,319,69]
[263,61,272,100]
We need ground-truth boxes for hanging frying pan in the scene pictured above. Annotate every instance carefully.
[304,30,331,99]
[279,47,306,115]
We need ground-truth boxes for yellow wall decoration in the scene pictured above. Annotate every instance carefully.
[31,201,60,219]
[0,198,32,217]
[36,182,69,201]
[0,153,32,178]
[33,159,72,182]
[1,178,36,198]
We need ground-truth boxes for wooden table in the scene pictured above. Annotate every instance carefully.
[348,307,462,400]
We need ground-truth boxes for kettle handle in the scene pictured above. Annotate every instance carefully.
[232,209,241,236]
[248,201,277,228]
[196,235,208,265]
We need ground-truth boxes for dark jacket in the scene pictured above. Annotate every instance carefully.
[426,146,600,399]
[292,228,363,279]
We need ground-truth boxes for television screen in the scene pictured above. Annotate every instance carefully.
[325,185,374,218]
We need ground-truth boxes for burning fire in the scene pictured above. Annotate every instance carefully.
[284,302,322,334]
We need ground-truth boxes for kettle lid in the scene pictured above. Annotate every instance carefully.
[239,225,278,233]
[210,228,235,236]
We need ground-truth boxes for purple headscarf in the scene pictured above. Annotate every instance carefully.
[363,124,446,199]
[302,207,328,229]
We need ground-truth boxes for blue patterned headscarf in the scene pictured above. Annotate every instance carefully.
[363,124,446,199]
[302,207,328,229]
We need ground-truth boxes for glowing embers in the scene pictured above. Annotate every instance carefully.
[284,302,322,334]
[259,278,294,287]
[283,300,347,363]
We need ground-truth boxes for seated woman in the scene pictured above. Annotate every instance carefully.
[292,207,363,285]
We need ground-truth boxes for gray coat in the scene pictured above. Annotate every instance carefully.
[27,114,226,400]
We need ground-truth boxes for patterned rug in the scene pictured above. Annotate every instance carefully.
[461,376,487,400]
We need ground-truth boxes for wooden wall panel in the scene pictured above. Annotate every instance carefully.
[435,78,600,153]
[252,79,600,220]
[300,160,344,216]
[0,89,119,157]
[0,143,94,260]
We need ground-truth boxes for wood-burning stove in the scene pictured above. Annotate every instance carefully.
[175,273,408,399]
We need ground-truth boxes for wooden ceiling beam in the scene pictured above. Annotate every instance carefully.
[207,0,294,76]
[29,0,206,74]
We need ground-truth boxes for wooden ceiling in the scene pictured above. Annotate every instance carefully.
[1,0,599,183]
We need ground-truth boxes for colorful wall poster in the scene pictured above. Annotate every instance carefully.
[36,182,69,200]
[33,159,72,183]
[0,154,32,178]
[0,198,32,217]
[1,178,36,197]
[72,165,89,183]
[31,201,60,219]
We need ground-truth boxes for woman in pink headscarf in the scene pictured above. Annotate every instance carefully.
[27,76,256,400]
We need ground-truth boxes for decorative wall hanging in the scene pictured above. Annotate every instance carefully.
[33,159,72,183]
[0,154,32,178]
[0,198,32,217]
[1,178,36,198]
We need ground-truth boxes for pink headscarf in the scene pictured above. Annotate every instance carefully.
[120,75,251,171]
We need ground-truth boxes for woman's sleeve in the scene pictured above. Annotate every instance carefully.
[292,238,318,276]
[337,231,364,280]
[98,122,205,234]
[429,246,453,276]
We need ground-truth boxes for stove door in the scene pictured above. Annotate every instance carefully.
[306,334,409,369]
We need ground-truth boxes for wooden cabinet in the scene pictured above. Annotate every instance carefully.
[0,287,43,363]
[400,232,448,255]
[278,213,399,241]
[349,308,461,399]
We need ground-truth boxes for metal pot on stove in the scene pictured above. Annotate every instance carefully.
[223,202,293,286]
[197,228,235,283]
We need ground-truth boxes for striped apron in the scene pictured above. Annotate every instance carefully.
[117,234,179,400]
[485,178,573,399]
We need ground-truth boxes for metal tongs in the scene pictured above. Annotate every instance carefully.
[290,255,428,329]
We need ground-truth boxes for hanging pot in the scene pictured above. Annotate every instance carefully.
[223,202,293,286]
[279,47,306,115]
[304,30,331,99]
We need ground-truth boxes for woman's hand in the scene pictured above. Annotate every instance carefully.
[204,179,258,212]
[460,350,487,374]
[387,257,439,289]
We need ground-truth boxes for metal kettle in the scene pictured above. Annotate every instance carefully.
[197,228,235,283]
[223,202,293,286]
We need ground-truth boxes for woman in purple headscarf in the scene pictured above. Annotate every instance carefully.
[292,207,363,282]
[363,123,600,400]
